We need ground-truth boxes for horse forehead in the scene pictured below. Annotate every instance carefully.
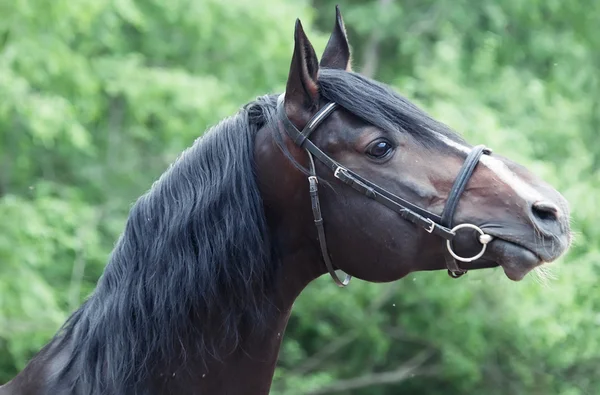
[314,111,361,146]
[433,132,544,202]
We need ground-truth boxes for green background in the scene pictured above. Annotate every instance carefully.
[1,0,598,393]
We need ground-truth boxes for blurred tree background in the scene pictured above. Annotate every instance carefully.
[0,0,598,393]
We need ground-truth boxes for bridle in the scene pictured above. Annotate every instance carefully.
[276,95,498,286]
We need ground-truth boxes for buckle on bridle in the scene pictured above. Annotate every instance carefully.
[308,175,319,194]
[424,218,436,233]
[333,166,345,179]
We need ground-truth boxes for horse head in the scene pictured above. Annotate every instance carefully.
[256,7,571,285]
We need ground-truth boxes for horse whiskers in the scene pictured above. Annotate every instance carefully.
[532,265,557,287]
[567,230,581,247]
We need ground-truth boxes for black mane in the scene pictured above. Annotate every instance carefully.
[45,68,464,394]
[52,95,280,394]
[318,68,467,147]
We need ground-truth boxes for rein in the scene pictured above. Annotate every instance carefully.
[276,95,498,286]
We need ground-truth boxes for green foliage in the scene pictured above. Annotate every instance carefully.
[1,0,598,393]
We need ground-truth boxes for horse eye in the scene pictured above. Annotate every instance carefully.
[366,140,394,159]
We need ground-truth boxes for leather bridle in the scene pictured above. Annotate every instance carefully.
[276,95,498,286]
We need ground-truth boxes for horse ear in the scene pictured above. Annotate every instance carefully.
[320,5,352,71]
[284,19,320,128]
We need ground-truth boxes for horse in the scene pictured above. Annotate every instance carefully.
[1,6,571,395]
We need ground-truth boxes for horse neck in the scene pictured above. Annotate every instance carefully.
[174,249,323,394]
[3,250,321,395]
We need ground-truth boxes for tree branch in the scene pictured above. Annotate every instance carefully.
[306,349,437,395]
[106,95,125,169]
[360,0,393,78]
[291,283,399,375]
[68,207,104,310]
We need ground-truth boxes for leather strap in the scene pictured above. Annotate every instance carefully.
[281,101,339,147]
[307,153,351,287]
[440,145,491,276]
[441,145,491,227]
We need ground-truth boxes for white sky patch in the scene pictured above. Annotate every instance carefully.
[434,132,544,203]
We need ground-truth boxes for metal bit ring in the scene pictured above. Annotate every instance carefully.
[446,223,493,263]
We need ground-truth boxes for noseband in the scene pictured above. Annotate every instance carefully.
[276,95,497,286]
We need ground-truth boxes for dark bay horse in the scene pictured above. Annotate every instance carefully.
[1,7,571,395]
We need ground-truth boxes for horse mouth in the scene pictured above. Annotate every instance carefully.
[483,238,544,281]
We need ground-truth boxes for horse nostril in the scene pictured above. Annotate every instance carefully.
[532,201,561,222]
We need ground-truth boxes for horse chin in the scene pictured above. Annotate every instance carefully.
[485,239,543,281]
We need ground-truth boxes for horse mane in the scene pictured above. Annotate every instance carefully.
[318,68,468,147]
[51,94,281,394]
[43,67,463,394]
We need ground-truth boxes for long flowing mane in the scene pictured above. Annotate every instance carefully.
[49,95,280,394]
[40,68,467,394]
